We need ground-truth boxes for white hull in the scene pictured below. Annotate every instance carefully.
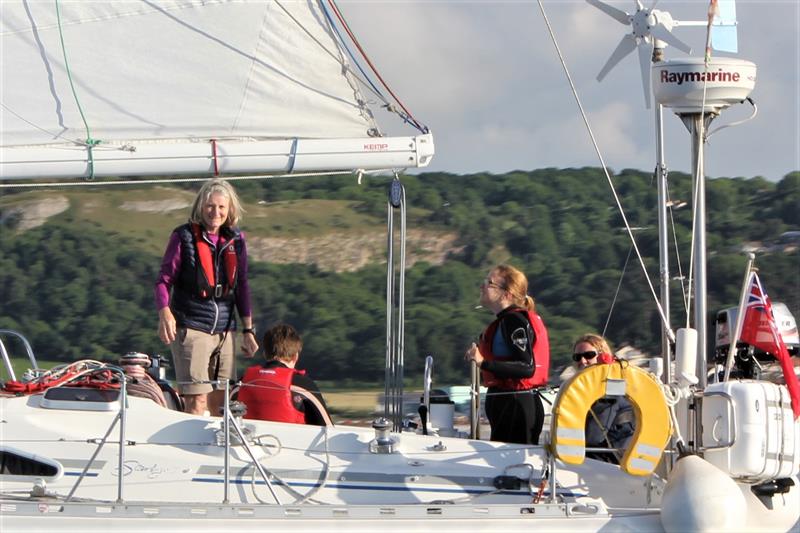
[1,393,798,531]
[0,502,664,533]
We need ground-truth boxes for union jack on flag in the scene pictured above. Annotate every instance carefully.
[739,272,800,418]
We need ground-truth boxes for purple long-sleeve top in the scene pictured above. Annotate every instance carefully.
[154,230,252,317]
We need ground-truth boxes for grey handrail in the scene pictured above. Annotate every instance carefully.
[0,329,39,381]
[423,355,433,413]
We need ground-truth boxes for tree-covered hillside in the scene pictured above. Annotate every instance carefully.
[1,169,797,385]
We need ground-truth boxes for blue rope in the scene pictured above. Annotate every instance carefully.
[319,1,386,103]
[320,0,427,133]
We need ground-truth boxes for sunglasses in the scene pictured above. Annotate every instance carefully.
[480,278,507,291]
[572,350,599,362]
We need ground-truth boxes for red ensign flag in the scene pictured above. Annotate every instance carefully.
[739,272,800,419]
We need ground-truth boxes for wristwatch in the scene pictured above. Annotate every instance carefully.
[242,327,256,336]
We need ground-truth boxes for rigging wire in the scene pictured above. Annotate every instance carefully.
[0,102,92,148]
[602,245,634,339]
[323,0,427,133]
[669,210,690,318]
[535,0,674,342]
[666,187,691,318]
[271,0,387,129]
[313,2,386,104]
[273,0,426,133]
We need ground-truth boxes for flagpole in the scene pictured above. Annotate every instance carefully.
[722,253,756,382]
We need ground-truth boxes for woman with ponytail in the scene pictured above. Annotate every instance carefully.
[465,264,550,444]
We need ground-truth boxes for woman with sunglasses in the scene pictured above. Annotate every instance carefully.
[572,334,635,464]
[465,264,550,444]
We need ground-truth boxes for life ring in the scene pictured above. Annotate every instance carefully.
[550,362,672,476]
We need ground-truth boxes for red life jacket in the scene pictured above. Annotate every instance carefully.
[597,353,616,365]
[238,365,306,424]
[479,309,550,390]
[190,223,238,299]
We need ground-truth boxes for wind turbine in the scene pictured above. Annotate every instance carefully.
[588,0,738,108]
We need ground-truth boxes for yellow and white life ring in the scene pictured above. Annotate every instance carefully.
[550,362,672,476]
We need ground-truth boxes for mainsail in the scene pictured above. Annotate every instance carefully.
[0,0,434,180]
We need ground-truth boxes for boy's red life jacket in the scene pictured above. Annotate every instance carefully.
[238,365,306,424]
[479,309,550,390]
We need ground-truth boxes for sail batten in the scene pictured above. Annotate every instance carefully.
[1,0,431,179]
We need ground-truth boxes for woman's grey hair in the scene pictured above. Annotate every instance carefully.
[189,179,244,228]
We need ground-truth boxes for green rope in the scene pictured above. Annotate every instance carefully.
[54,0,100,178]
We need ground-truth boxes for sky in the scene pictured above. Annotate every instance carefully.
[343,1,799,182]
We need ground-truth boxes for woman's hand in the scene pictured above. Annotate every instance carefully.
[158,307,177,344]
[241,331,259,358]
[464,342,484,366]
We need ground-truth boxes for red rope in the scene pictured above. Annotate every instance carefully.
[2,368,120,394]
[326,0,423,131]
[533,476,547,504]
[211,139,220,176]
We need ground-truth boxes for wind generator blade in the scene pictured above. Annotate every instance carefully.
[712,25,738,53]
[586,0,630,25]
[651,23,692,54]
[712,0,738,52]
[637,41,652,108]
[597,33,637,81]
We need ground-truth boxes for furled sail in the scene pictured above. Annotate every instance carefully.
[0,0,433,180]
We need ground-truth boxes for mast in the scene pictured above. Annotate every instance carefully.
[682,112,715,388]
[653,56,757,388]
[653,47,673,384]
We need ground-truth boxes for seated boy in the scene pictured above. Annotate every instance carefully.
[238,323,328,425]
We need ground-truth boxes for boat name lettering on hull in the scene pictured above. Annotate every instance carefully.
[659,70,741,85]
[114,460,175,479]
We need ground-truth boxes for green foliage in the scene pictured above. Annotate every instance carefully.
[1,170,797,387]
[0,223,162,361]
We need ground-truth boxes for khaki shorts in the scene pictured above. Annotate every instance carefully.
[171,328,236,395]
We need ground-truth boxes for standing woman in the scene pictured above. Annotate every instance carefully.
[465,264,550,444]
[155,179,259,415]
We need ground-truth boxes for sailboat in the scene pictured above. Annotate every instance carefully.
[1,1,798,531]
